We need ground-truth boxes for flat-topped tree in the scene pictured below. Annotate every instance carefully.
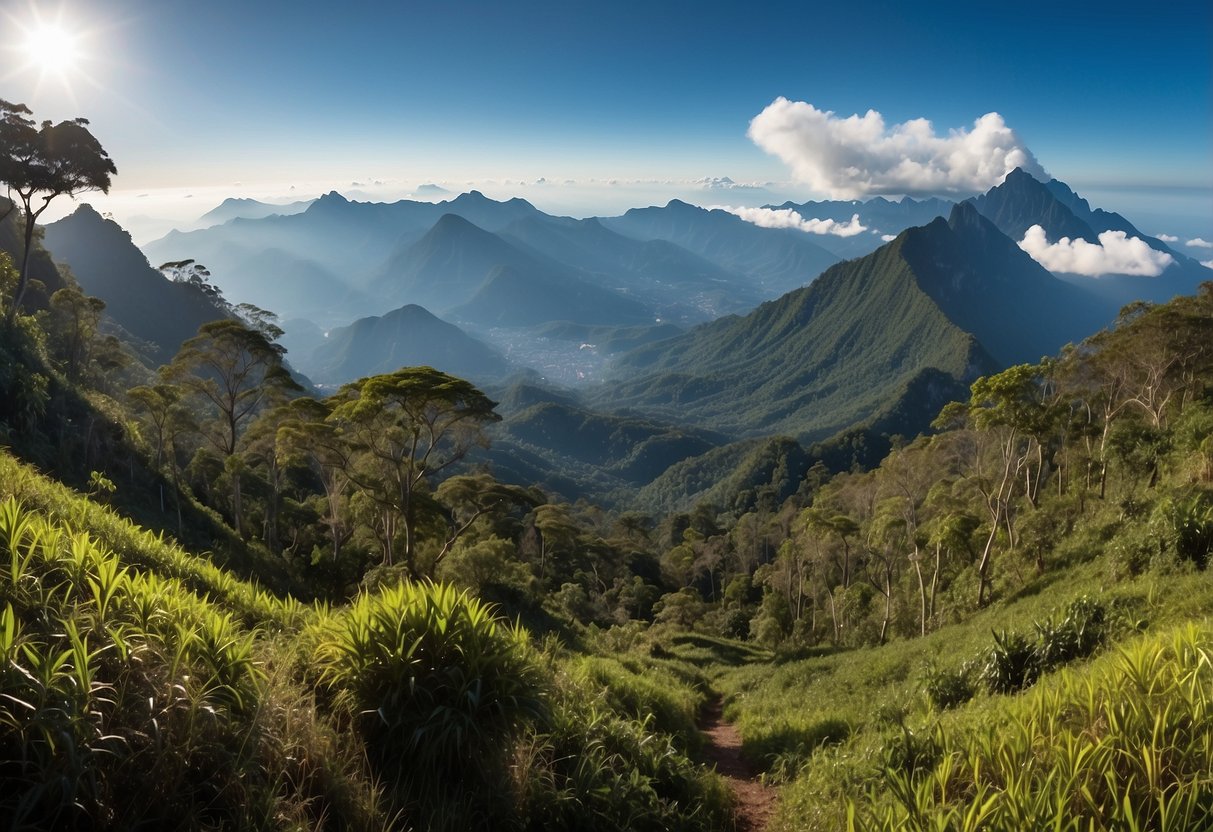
[0,99,116,322]
[326,366,501,574]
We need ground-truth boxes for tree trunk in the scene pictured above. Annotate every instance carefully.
[913,552,927,637]
[7,211,37,324]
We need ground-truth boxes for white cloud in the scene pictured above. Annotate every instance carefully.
[713,205,869,237]
[1156,233,1179,242]
[747,99,1047,198]
[1186,237,1213,249]
[1203,260,1213,270]
[881,234,897,242]
[1018,225,1174,277]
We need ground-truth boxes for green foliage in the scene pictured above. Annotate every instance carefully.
[312,581,544,775]
[0,498,373,829]
[1151,491,1213,569]
[979,629,1040,694]
[848,624,1213,831]
[922,661,975,710]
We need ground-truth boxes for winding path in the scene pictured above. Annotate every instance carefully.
[699,696,778,831]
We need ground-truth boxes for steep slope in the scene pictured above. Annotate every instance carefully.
[598,226,998,440]
[601,200,840,298]
[599,202,1124,441]
[969,167,1097,242]
[500,215,757,321]
[0,197,70,312]
[902,202,1114,365]
[305,303,511,385]
[40,205,230,360]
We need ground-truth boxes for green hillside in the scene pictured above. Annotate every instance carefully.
[601,228,996,440]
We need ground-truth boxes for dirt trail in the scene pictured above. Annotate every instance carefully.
[699,696,778,831]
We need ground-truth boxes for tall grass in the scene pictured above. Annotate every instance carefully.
[0,496,374,829]
[850,623,1213,831]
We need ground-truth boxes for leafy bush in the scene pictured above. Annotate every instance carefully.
[1152,492,1213,569]
[922,661,975,710]
[849,624,1213,831]
[516,681,733,832]
[1033,595,1106,671]
[980,630,1040,694]
[312,580,545,777]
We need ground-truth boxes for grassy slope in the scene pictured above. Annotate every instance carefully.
[0,449,734,831]
[695,513,1213,831]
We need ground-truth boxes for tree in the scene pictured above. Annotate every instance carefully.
[128,382,197,535]
[165,319,300,536]
[433,474,536,569]
[326,367,500,573]
[1,100,116,322]
[45,286,106,381]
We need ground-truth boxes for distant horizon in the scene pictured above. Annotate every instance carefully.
[5,0,1209,245]
[40,174,1213,251]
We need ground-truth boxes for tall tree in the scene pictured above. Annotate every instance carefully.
[326,367,500,573]
[0,100,116,322]
[165,319,300,536]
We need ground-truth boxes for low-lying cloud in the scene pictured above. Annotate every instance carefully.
[1186,237,1213,249]
[1157,233,1179,242]
[715,205,869,237]
[747,99,1047,199]
[1018,225,1174,277]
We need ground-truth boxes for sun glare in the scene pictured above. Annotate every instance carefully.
[24,24,78,74]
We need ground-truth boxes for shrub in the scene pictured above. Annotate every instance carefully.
[1034,595,1106,671]
[980,630,1039,694]
[312,581,545,778]
[1152,492,1213,569]
[922,660,975,710]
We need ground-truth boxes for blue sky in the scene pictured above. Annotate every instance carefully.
[3,0,1210,237]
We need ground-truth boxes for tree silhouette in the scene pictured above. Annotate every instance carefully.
[0,100,116,322]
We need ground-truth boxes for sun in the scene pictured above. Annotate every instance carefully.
[23,24,79,75]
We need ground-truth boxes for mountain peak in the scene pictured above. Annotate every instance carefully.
[969,167,1096,243]
[69,203,106,222]
[430,212,483,233]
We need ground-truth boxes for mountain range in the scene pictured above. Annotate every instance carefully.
[28,170,1210,508]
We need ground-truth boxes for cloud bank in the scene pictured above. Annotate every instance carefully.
[1018,225,1174,277]
[747,99,1047,199]
[1186,237,1213,249]
[715,205,869,237]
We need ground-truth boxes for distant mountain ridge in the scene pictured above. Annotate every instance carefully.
[968,167,1210,305]
[765,195,954,258]
[197,197,315,227]
[602,199,840,298]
